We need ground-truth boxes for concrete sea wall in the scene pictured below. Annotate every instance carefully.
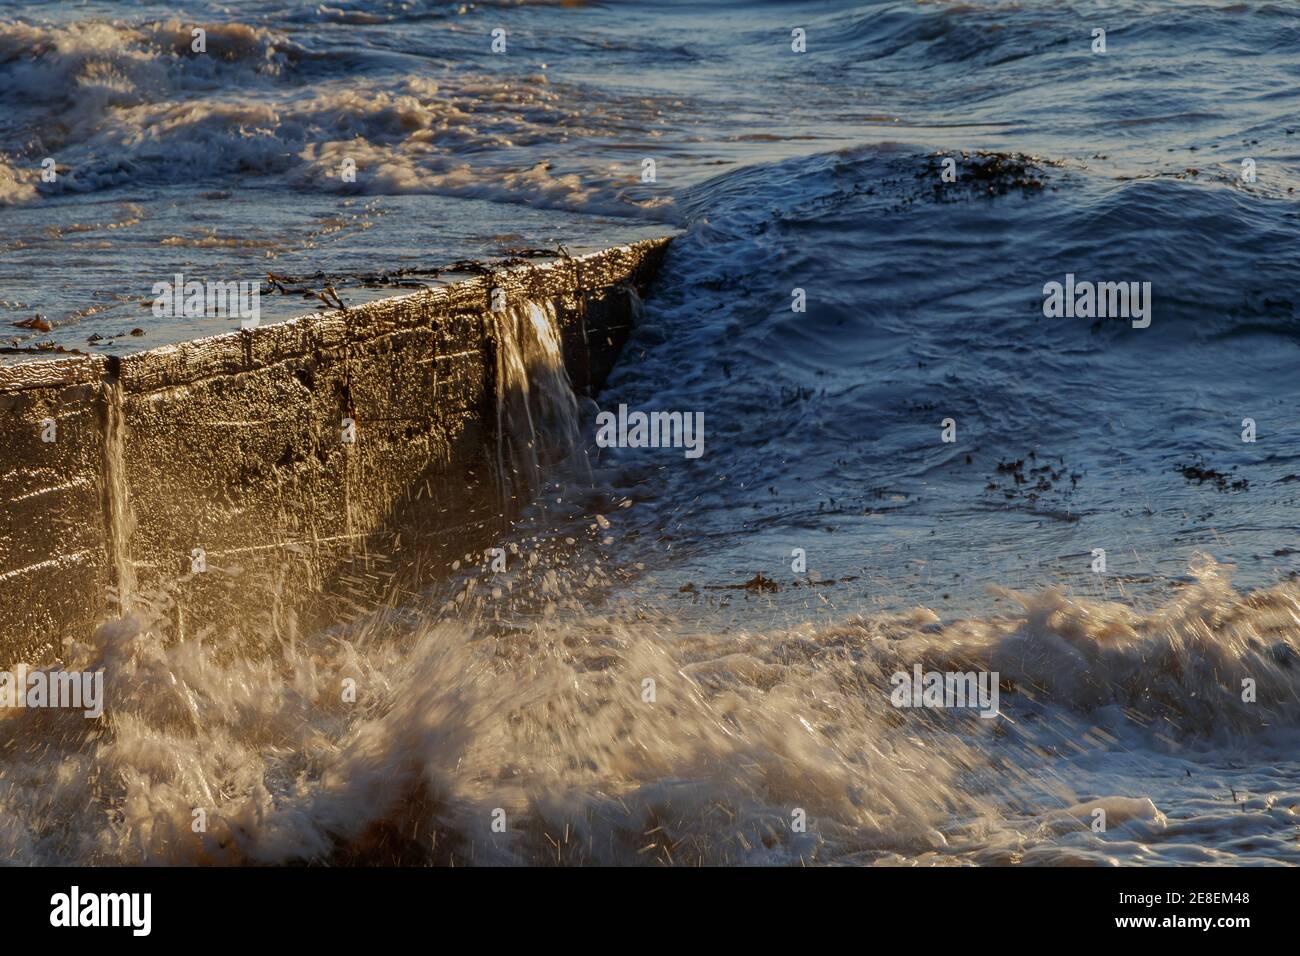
[0,238,670,666]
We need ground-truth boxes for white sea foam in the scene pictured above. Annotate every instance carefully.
[0,158,37,205]
[1,551,1296,865]
[0,17,677,219]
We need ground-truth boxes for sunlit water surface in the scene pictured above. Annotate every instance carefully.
[2,0,1299,865]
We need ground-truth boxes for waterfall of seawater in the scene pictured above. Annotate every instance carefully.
[100,379,137,613]
[492,299,587,509]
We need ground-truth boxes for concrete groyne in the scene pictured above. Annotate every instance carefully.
[0,238,670,666]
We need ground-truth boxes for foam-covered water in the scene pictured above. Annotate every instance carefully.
[3,548,1298,865]
[2,0,1299,865]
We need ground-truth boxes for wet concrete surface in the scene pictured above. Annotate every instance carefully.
[0,238,669,665]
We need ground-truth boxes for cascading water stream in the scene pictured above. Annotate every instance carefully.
[99,378,137,614]
[492,298,588,511]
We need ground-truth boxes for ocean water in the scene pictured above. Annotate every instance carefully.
[2,0,1300,865]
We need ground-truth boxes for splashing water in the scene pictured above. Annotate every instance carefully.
[3,536,1299,866]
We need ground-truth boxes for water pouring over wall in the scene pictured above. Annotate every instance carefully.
[493,299,589,509]
[0,238,670,665]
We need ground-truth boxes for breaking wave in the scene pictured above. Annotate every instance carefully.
[2,550,1298,865]
[0,16,677,217]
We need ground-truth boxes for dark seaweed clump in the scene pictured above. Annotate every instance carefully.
[918,150,1062,198]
